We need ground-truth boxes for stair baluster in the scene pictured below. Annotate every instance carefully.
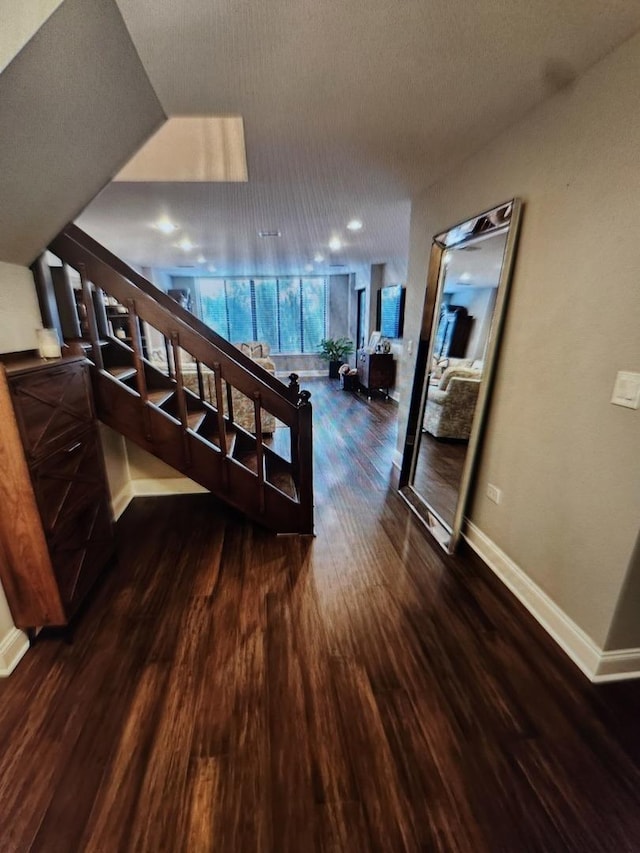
[170,332,192,467]
[212,363,228,456]
[196,360,205,402]
[253,393,265,513]
[163,335,173,378]
[79,263,103,370]
[226,379,234,424]
[126,300,148,404]
[127,298,153,441]
[297,390,314,534]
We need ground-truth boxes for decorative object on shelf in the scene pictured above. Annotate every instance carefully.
[381,338,392,354]
[36,328,62,360]
[368,331,381,352]
[318,337,355,378]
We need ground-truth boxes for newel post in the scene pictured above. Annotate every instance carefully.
[287,372,300,404]
[296,389,314,535]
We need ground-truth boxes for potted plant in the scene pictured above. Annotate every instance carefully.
[318,337,355,378]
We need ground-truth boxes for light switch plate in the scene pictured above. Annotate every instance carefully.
[611,371,640,409]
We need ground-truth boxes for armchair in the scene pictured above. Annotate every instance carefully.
[423,367,482,440]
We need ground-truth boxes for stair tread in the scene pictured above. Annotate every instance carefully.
[234,450,260,474]
[148,388,175,406]
[106,366,136,380]
[269,470,298,500]
[233,449,297,499]
[187,410,206,431]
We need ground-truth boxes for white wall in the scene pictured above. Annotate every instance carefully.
[400,31,640,652]
[0,262,41,353]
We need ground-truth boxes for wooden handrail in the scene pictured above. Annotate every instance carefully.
[53,225,287,396]
[50,228,297,426]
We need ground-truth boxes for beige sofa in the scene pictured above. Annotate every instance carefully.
[149,340,277,434]
[424,364,482,440]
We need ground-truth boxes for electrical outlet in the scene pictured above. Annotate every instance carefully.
[611,371,640,409]
[486,483,502,504]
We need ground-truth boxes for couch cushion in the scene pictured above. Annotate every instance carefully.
[439,366,482,391]
[235,341,271,358]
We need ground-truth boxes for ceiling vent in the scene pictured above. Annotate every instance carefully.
[258,230,281,238]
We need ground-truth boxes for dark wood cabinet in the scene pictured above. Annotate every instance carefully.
[357,349,395,398]
[0,356,114,629]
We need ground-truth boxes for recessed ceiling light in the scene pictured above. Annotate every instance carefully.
[153,216,178,234]
[176,237,195,252]
[304,264,314,273]
[328,237,342,252]
[314,253,324,263]
[258,229,281,238]
[197,254,206,264]
[207,264,216,273]
[459,272,472,283]
[347,219,363,232]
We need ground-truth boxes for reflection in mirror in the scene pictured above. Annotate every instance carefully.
[399,200,522,553]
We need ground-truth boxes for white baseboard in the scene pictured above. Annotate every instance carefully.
[0,627,29,677]
[274,370,325,379]
[463,521,640,683]
[593,648,640,682]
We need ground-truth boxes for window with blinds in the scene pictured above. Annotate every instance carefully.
[196,276,328,354]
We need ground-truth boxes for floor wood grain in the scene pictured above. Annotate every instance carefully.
[1,377,640,851]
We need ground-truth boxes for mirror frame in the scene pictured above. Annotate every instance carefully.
[399,198,523,553]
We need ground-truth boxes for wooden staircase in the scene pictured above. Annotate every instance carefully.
[44,225,314,534]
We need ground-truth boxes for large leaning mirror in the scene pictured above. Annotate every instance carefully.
[399,199,522,552]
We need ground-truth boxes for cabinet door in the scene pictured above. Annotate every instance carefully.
[48,497,114,616]
[368,355,394,389]
[10,362,94,462]
[30,429,106,537]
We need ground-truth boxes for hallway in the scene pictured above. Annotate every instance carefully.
[1,378,640,851]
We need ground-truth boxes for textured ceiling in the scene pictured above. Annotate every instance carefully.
[77,0,640,276]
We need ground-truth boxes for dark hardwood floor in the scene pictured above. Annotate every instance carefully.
[2,377,640,851]
[412,431,467,527]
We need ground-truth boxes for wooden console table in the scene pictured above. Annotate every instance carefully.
[357,349,395,399]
